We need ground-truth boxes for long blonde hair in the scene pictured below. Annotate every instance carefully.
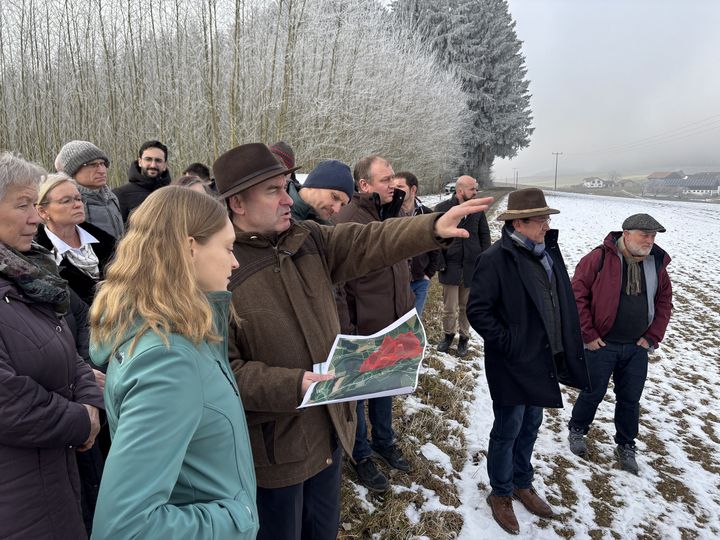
[90,186,231,355]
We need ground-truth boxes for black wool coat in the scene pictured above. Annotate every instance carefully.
[35,221,116,306]
[434,195,491,286]
[466,227,590,408]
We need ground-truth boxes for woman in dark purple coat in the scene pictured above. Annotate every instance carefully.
[0,152,104,539]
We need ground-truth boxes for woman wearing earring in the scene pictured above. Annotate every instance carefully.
[89,186,258,539]
[35,173,116,306]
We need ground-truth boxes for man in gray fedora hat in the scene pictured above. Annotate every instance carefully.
[568,213,672,474]
[467,188,590,535]
[213,142,493,540]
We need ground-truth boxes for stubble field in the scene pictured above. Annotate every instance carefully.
[339,191,720,540]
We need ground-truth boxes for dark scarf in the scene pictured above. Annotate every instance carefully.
[510,229,554,281]
[0,241,69,314]
[617,237,646,296]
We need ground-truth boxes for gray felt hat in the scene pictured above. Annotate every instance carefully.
[621,213,666,233]
[57,140,110,177]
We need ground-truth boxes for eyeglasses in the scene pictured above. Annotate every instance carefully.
[42,195,83,206]
[141,156,165,164]
[526,216,552,225]
[81,159,109,170]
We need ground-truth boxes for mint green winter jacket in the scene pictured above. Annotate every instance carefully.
[90,291,258,539]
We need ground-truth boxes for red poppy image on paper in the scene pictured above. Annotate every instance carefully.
[358,331,423,373]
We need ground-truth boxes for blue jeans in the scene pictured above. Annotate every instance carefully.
[487,404,543,497]
[569,342,648,445]
[353,398,395,461]
[411,278,430,316]
[257,445,342,540]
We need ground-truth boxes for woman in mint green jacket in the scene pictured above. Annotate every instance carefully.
[89,186,258,539]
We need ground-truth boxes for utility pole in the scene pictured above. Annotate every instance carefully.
[552,152,563,190]
[512,168,518,189]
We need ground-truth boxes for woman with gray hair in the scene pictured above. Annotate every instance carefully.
[0,152,104,539]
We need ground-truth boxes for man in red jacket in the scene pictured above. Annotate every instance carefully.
[568,213,673,474]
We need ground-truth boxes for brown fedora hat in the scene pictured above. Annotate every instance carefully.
[213,143,301,199]
[496,188,560,221]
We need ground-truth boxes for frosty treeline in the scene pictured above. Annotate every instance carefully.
[0,0,532,189]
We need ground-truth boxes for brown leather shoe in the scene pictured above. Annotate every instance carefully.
[513,487,555,518]
[486,494,520,535]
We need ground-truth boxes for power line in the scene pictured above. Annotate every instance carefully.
[567,113,720,156]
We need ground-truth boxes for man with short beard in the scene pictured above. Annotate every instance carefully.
[568,213,673,474]
[114,140,171,222]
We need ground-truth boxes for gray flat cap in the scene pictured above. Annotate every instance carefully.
[622,213,666,232]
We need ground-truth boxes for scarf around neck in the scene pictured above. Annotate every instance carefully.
[0,241,69,314]
[510,229,554,281]
[617,237,646,296]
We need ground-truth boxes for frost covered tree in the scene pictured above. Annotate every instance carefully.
[0,0,468,190]
[394,0,534,185]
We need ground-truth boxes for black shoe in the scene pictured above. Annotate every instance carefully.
[372,443,411,472]
[568,427,587,457]
[457,336,470,357]
[353,458,389,492]
[615,444,639,474]
[437,333,455,353]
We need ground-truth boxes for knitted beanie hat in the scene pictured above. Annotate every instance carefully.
[269,141,296,170]
[304,160,354,201]
[57,140,110,177]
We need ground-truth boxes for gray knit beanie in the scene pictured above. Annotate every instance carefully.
[57,140,110,177]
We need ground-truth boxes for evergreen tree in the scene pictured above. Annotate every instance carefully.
[394,0,533,185]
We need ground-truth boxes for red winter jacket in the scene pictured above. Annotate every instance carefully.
[571,231,672,347]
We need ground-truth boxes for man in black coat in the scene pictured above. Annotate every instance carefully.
[114,140,171,222]
[434,175,490,355]
[466,188,590,536]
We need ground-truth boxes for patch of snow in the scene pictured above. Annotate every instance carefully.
[435,191,720,539]
[420,442,454,474]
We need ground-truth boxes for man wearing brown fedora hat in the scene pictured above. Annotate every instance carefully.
[568,213,672,474]
[213,143,493,540]
[467,188,590,535]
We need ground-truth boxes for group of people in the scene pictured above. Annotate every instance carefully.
[0,138,672,539]
[466,189,673,535]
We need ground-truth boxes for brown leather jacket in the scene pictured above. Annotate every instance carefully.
[228,214,446,488]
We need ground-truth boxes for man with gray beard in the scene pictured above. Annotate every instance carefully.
[568,213,673,474]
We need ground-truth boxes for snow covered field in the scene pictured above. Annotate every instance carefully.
[422,191,720,539]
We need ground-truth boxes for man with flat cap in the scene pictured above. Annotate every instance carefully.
[467,188,590,536]
[212,143,492,540]
[568,213,672,474]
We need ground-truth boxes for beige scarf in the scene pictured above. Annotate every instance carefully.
[617,237,646,296]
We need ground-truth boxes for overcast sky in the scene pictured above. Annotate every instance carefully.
[493,0,720,183]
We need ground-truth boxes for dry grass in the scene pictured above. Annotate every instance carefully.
[338,279,471,539]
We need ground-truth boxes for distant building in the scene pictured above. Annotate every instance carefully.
[583,177,611,189]
[681,172,720,197]
[645,171,687,196]
[644,170,719,197]
[647,171,685,181]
